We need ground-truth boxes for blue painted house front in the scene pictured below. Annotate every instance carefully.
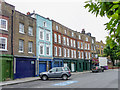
[35,14,53,74]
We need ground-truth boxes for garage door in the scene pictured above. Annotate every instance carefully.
[39,62,46,73]
[16,60,35,79]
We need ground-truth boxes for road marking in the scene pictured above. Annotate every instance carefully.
[53,81,78,86]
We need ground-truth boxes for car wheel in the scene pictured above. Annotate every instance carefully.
[41,75,48,81]
[62,75,68,80]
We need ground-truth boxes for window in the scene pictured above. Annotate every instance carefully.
[43,21,47,27]
[64,30,67,34]
[46,32,50,41]
[19,23,24,34]
[0,37,7,51]
[98,45,99,48]
[81,42,83,49]
[72,32,74,37]
[85,52,87,59]
[94,46,96,50]
[46,46,50,56]
[40,44,44,55]
[101,45,103,49]
[92,39,94,43]
[73,40,76,47]
[63,37,66,45]
[71,50,73,58]
[78,51,80,58]
[91,46,93,50]
[59,47,61,56]
[54,33,57,42]
[40,30,44,40]
[58,35,61,43]
[28,41,33,53]
[0,19,8,30]
[19,40,24,52]
[71,39,73,47]
[79,35,81,39]
[88,44,90,50]
[86,37,88,41]
[78,42,80,49]
[81,52,84,59]
[64,48,66,57]
[88,52,90,59]
[56,25,58,30]
[74,50,76,58]
[85,43,87,49]
[67,38,69,46]
[54,46,57,56]
[28,26,33,36]
[67,49,70,57]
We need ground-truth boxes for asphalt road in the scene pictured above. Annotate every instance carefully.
[2,69,118,88]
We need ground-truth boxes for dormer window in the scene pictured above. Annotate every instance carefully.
[92,39,94,43]
[72,32,74,37]
[64,30,67,34]
[79,35,81,39]
[86,37,88,41]
[56,25,58,30]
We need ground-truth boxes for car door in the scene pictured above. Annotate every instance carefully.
[54,68,63,78]
[48,68,56,78]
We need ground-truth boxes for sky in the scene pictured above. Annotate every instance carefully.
[5,0,110,43]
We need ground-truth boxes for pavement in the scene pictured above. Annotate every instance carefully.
[0,70,91,86]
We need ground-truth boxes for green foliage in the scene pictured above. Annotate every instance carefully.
[84,0,120,51]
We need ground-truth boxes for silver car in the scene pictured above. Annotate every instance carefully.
[39,67,71,80]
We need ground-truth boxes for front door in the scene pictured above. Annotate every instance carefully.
[6,60,11,80]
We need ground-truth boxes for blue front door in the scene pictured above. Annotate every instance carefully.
[39,62,46,73]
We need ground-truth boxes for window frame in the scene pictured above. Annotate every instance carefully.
[46,45,50,56]
[39,29,44,40]
[19,39,24,53]
[0,37,7,51]
[46,32,50,41]
[40,44,44,55]
[19,23,25,34]
[28,41,33,53]
[0,19,8,31]
[28,26,33,36]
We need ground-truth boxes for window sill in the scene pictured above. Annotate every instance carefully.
[19,32,25,34]
[0,49,8,51]
[0,29,8,31]
[28,35,33,37]
[28,52,33,54]
[19,51,24,53]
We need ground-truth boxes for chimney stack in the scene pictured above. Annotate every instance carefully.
[82,29,85,34]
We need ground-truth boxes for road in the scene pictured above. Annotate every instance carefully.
[2,69,118,88]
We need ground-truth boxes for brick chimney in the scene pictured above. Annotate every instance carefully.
[27,12,30,15]
[82,29,85,34]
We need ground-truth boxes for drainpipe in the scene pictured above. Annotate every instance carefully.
[11,10,14,55]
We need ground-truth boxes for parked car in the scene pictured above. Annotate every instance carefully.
[39,67,71,81]
[92,66,104,73]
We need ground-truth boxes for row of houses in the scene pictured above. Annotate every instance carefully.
[0,1,105,81]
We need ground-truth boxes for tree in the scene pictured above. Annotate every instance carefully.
[84,0,120,56]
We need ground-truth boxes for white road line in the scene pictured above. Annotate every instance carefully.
[53,81,78,86]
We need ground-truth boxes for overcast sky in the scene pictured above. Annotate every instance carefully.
[5,0,109,43]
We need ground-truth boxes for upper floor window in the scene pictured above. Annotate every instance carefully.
[19,23,24,34]
[71,50,73,58]
[92,39,94,43]
[40,30,44,40]
[88,44,90,50]
[91,46,93,50]
[54,33,57,42]
[46,32,50,41]
[85,43,87,49]
[59,47,61,56]
[101,45,103,49]
[54,46,57,56]
[28,41,33,53]
[86,37,88,41]
[85,52,88,59]
[67,38,69,46]
[58,35,61,43]
[78,42,80,49]
[0,19,8,30]
[88,52,90,59]
[19,39,24,52]
[81,42,83,49]
[28,26,33,36]
[78,51,80,58]
[94,46,96,50]
[0,37,7,51]
[64,30,67,34]
[67,49,70,57]
[73,40,76,47]
[56,25,58,30]
[71,39,73,47]
[79,35,81,39]
[43,21,47,27]
[64,48,66,57]
[46,45,50,56]
[72,32,74,37]
[81,52,84,59]
[74,50,76,58]
[63,37,66,45]
[40,44,44,55]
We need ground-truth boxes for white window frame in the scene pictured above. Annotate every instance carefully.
[28,41,33,53]
[71,39,73,47]
[54,46,57,56]
[67,49,70,57]
[19,39,24,53]
[89,52,91,59]
[64,48,66,57]
[79,35,81,39]
[81,42,83,49]
[72,32,74,37]
[39,29,44,40]
[85,43,87,49]
[73,40,76,47]
[58,35,61,43]
[71,50,73,58]
[46,32,50,41]
[88,44,90,50]
[40,44,44,55]
[78,51,80,58]
[46,45,50,56]
[28,26,33,36]
[54,33,57,43]
[63,37,66,45]
[92,39,94,43]
[59,47,62,56]
[19,23,24,34]
[0,37,7,51]
[0,19,8,31]
[43,21,47,27]
[64,30,67,34]
[67,38,69,46]
[81,52,84,59]
[86,37,88,41]
[56,25,58,30]
[74,50,76,58]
